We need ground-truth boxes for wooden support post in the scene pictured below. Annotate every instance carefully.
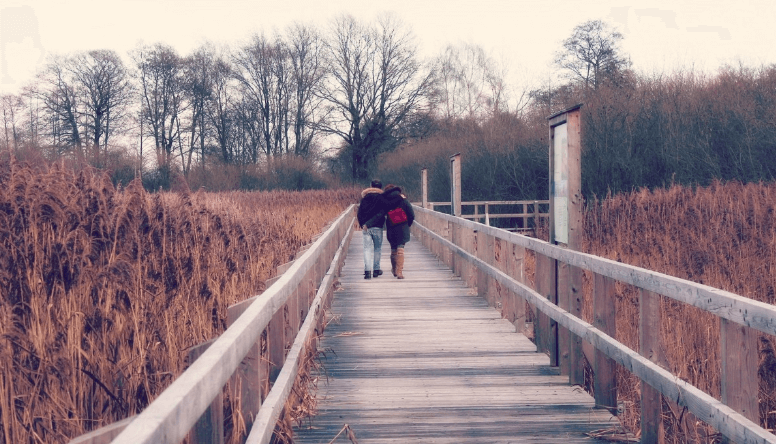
[186,339,224,444]
[557,261,584,384]
[421,168,428,209]
[507,242,526,334]
[451,221,461,278]
[639,289,663,443]
[721,320,759,424]
[593,273,617,411]
[268,309,285,383]
[227,298,264,435]
[534,252,558,365]
[462,225,476,289]
[450,153,462,217]
[285,288,300,356]
[557,261,570,376]
[533,201,539,235]
[485,203,490,226]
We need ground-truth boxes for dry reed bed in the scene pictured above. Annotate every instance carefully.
[0,161,359,444]
[579,181,776,442]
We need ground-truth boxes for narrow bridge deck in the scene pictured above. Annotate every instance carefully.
[294,233,620,443]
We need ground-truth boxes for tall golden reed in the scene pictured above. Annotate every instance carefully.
[583,181,776,443]
[0,161,359,444]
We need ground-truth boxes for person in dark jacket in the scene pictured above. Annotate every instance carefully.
[382,184,415,279]
[357,179,385,279]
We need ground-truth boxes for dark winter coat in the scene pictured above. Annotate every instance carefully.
[382,187,415,248]
[357,187,385,228]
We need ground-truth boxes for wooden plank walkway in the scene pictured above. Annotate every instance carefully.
[293,233,621,443]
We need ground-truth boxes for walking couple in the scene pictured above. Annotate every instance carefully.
[357,179,415,280]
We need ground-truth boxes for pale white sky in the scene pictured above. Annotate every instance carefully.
[1,0,774,98]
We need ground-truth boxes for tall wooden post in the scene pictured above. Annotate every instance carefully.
[421,168,429,209]
[450,153,461,217]
[548,104,583,384]
[640,289,663,442]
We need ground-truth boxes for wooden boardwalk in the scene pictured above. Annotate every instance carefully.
[293,233,621,443]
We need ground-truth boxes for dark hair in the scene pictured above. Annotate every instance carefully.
[371,179,382,189]
[384,184,402,193]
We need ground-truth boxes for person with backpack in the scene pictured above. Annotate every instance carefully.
[382,184,415,279]
[357,179,386,279]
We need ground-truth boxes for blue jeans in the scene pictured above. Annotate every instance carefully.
[363,227,383,272]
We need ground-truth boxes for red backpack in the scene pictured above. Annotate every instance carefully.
[387,207,408,225]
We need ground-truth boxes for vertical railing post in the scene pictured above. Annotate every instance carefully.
[421,168,428,209]
[462,225,476,289]
[485,203,490,226]
[506,242,526,334]
[534,252,558,365]
[450,153,462,217]
[639,289,663,442]
[593,273,617,411]
[721,320,759,427]
[186,339,224,444]
[227,301,264,437]
[533,201,539,235]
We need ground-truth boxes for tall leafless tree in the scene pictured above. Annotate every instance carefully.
[180,44,216,175]
[132,43,185,171]
[233,33,292,159]
[0,93,24,151]
[433,42,508,120]
[206,52,235,164]
[321,14,433,180]
[554,19,630,90]
[69,50,133,159]
[287,23,326,157]
[37,56,82,151]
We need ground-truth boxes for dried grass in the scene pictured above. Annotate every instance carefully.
[0,160,359,443]
[582,180,776,443]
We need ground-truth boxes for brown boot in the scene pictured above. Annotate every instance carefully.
[390,250,398,276]
[396,247,405,279]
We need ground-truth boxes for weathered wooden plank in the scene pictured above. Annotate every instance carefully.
[295,236,621,443]
[721,319,759,423]
[226,297,264,433]
[414,220,776,444]
[640,289,663,443]
[593,273,617,411]
[186,339,224,444]
[534,252,558,365]
[68,416,136,444]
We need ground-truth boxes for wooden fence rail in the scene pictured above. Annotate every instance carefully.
[412,205,776,444]
[69,205,356,444]
[418,200,549,231]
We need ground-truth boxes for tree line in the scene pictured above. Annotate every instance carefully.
[375,20,776,203]
[3,18,775,198]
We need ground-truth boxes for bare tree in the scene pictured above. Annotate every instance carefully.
[554,19,630,90]
[69,50,133,159]
[432,42,507,120]
[321,14,433,180]
[233,33,292,159]
[180,44,216,175]
[132,43,185,172]
[206,52,235,164]
[37,56,82,151]
[287,23,326,157]
[0,93,24,151]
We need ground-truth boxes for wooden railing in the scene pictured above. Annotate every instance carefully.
[412,205,776,444]
[69,205,356,444]
[420,200,549,232]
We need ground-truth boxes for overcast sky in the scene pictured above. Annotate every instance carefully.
[2,0,775,98]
